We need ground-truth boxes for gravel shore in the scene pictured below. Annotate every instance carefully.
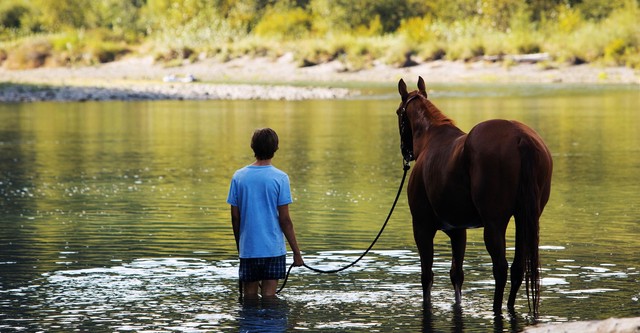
[0,81,351,102]
[1,54,638,102]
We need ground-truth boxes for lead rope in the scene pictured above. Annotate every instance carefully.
[275,161,411,294]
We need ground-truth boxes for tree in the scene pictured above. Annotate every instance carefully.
[35,0,90,30]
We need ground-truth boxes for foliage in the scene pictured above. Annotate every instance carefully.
[0,1,30,29]
[0,0,638,69]
[253,6,311,39]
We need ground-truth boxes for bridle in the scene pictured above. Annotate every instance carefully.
[398,94,420,165]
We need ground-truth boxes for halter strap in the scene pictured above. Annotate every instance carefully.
[398,94,421,164]
[401,94,420,114]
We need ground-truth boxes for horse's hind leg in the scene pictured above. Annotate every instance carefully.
[483,222,509,313]
[445,229,467,304]
[508,220,525,311]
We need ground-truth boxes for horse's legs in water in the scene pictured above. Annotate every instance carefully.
[413,221,437,304]
[445,229,467,304]
[508,220,525,311]
[483,222,509,313]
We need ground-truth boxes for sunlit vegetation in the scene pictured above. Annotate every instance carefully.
[0,0,638,70]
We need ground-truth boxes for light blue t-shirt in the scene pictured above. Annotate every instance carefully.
[227,165,293,258]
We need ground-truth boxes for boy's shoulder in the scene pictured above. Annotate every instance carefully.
[233,165,288,178]
[269,165,288,176]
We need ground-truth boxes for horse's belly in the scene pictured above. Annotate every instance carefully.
[432,199,482,231]
[437,217,483,231]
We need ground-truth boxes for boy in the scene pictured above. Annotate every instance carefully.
[227,128,304,299]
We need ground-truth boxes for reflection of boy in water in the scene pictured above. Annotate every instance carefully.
[227,128,304,298]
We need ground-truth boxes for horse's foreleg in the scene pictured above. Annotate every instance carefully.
[414,222,437,305]
[445,229,466,304]
[484,224,508,314]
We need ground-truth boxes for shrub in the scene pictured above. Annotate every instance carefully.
[556,5,584,33]
[293,38,340,65]
[253,7,311,40]
[0,47,7,64]
[397,16,433,44]
[623,47,640,69]
[86,40,129,63]
[604,38,628,65]
[353,15,384,37]
[0,1,30,29]
[4,37,52,69]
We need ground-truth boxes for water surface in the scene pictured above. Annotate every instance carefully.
[1,84,638,331]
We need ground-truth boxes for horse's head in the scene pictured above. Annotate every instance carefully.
[396,77,428,162]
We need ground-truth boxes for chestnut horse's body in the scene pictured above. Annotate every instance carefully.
[397,78,552,315]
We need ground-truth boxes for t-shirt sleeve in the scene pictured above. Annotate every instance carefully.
[226,177,238,206]
[277,174,293,206]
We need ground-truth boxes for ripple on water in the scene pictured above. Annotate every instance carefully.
[1,248,636,332]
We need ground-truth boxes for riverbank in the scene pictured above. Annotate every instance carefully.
[524,317,640,333]
[1,53,639,102]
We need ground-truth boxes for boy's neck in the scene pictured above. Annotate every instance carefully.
[252,159,272,166]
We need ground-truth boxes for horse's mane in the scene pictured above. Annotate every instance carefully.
[421,97,455,126]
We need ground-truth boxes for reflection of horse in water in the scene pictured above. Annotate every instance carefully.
[396,77,552,315]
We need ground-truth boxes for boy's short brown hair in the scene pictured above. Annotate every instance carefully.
[251,128,279,160]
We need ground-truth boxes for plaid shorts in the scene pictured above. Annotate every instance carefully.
[239,255,286,282]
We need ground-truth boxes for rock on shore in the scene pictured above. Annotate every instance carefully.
[524,317,640,333]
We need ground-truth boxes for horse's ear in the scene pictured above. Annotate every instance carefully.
[398,79,408,101]
[417,76,427,98]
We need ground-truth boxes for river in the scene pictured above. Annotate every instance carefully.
[0,83,638,331]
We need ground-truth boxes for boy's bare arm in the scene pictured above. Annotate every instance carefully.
[230,205,240,251]
[277,205,304,266]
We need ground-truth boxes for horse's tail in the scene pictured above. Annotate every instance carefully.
[516,136,543,315]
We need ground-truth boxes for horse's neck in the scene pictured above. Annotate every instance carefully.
[411,100,463,153]
[424,124,464,145]
[424,101,453,126]
[409,124,463,159]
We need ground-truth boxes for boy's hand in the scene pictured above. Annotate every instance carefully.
[293,253,304,267]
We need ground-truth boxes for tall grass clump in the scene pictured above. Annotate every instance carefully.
[3,37,51,69]
[149,9,246,64]
[289,34,397,71]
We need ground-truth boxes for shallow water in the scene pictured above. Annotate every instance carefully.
[1,84,639,331]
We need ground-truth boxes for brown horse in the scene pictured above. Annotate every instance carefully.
[396,77,552,315]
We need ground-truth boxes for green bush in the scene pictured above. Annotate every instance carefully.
[253,7,311,40]
[397,16,433,44]
[0,1,30,29]
[604,38,628,65]
[622,47,640,69]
